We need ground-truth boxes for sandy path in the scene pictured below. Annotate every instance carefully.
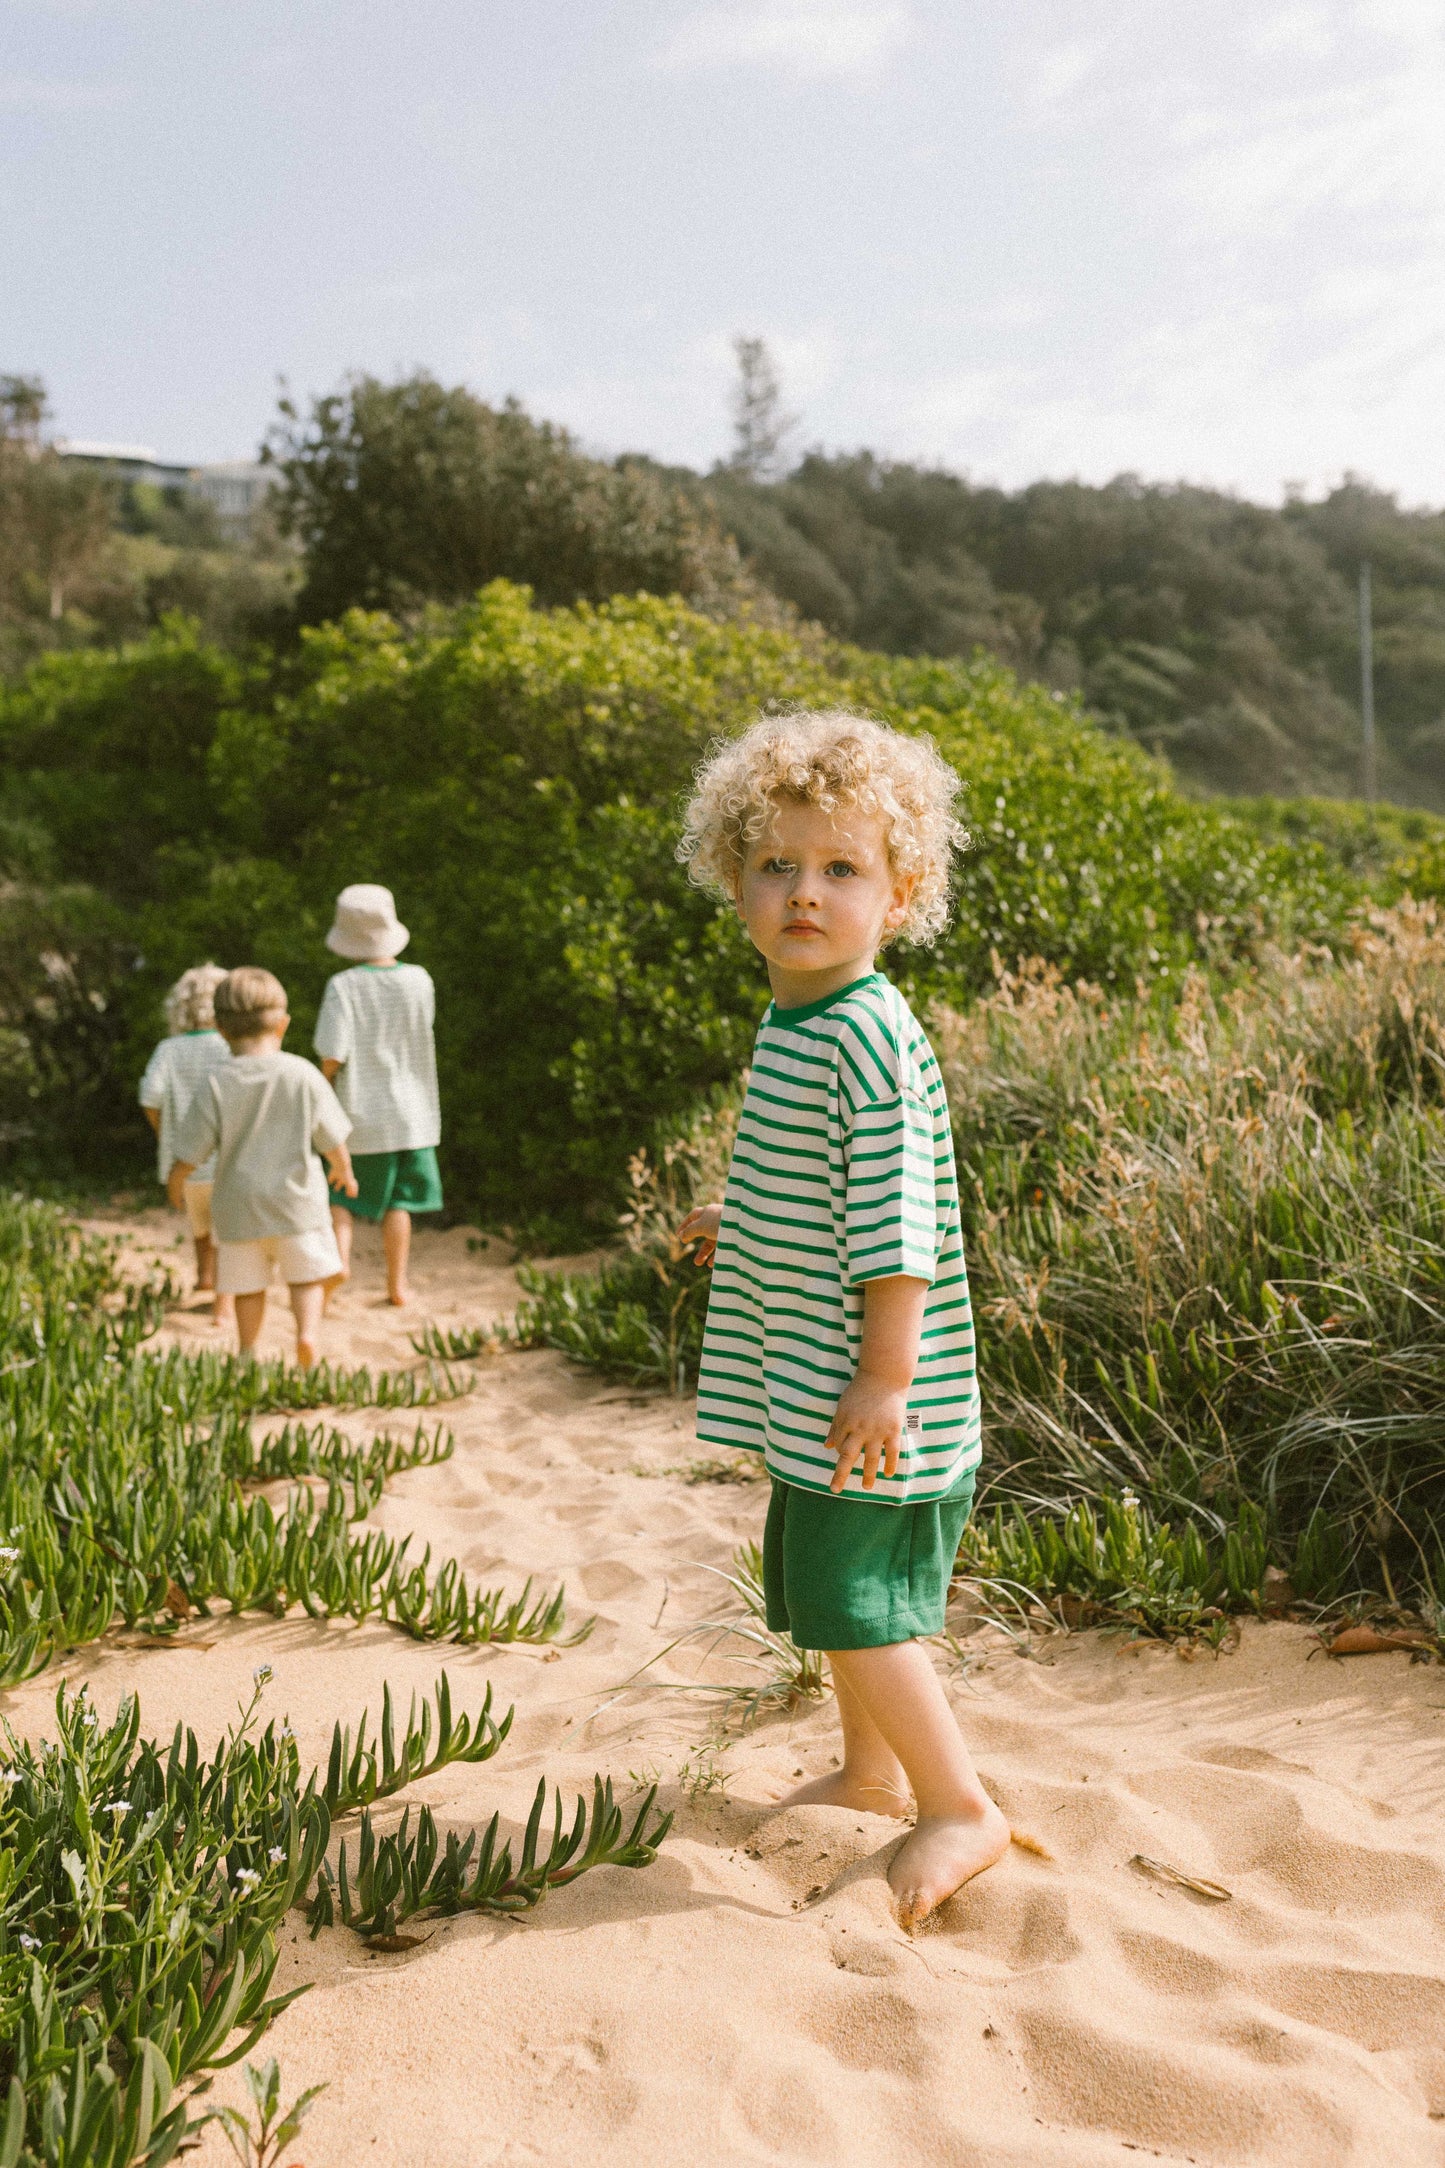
[9,1209,1445,2166]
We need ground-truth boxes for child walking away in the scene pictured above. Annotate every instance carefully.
[677,709,1009,1931]
[167,967,357,1369]
[313,884,442,1307]
[138,964,233,1321]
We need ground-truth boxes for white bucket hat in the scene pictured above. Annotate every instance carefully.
[325,883,410,962]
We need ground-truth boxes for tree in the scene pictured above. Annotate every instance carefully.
[0,376,112,622]
[267,372,742,624]
[725,337,798,483]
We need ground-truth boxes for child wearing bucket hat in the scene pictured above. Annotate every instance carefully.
[313,884,442,1307]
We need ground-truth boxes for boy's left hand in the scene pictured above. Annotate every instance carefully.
[827,1370,906,1493]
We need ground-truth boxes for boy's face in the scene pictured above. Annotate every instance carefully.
[736,799,914,1000]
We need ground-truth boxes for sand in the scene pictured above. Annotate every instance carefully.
[10,1204,1445,2166]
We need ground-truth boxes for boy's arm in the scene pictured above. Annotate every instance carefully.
[314,1081,357,1196]
[166,1160,197,1209]
[143,1107,161,1136]
[168,1088,219,1206]
[319,1058,343,1083]
[827,1275,928,1493]
[325,1140,358,1198]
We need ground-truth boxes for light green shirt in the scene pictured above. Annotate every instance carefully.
[174,1051,351,1242]
[313,963,440,1156]
[696,973,981,1506]
[138,1030,231,1183]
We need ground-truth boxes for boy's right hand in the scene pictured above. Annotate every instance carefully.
[326,1148,359,1199]
[677,1202,723,1268]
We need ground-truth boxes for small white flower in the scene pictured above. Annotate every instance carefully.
[160,1405,174,1415]
[0,1548,20,1564]
[279,1725,296,1742]
[104,1800,131,1816]
[235,1867,261,1891]
[1121,1492,1140,1511]
[268,1846,286,1866]
[252,1665,273,1688]
[0,1769,16,1788]
[18,1934,39,1952]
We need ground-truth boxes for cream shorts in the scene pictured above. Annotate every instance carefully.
[182,1179,213,1241]
[215,1227,343,1296]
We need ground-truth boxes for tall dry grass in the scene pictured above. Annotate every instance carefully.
[940,902,1445,1609]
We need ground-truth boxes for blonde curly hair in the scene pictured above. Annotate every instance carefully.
[677,708,967,948]
[163,963,228,1035]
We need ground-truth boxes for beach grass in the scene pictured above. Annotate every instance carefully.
[0,1199,666,2160]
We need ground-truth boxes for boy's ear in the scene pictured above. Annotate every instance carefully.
[884,871,918,929]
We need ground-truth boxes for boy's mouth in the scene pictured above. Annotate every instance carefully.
[782,919,823,936]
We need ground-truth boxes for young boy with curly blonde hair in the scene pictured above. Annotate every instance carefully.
[678,708,1008,1929]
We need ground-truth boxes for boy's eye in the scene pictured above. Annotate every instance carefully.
[826,861,857,878]
[761,858,792,876]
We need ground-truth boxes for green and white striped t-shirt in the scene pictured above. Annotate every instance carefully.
[696,973,981,1506]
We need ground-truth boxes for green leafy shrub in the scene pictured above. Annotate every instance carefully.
[0,584,1379,1230]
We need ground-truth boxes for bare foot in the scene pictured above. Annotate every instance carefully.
[295,1337,318,1370]
[778,1769,911,1816]
[889,1801,1011,1931]
[386,1286,411,1308]
[321,1272,347,1315]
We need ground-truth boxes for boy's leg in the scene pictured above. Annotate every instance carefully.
[234,1291,266,1352]
[329,1204,354,1283]
[194,1233,215,1291]
[288,1279,326,1368]
[381,1209,411,1306]
[783,1664,911,1816]
[828,1640,1009,1929]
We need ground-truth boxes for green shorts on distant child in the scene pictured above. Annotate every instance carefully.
[329,1145,443,1222]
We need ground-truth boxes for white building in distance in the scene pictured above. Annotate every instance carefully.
[55,441,275,524]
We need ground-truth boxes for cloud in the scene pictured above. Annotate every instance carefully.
[651,0,914,80]
[0,76,126,112]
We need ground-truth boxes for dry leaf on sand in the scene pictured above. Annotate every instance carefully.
[1324,1624,1430,1657]
[1130,1853,1231,1902]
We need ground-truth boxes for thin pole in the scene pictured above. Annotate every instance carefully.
[1358,560,1377,807]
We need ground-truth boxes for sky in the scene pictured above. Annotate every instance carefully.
[4,0,1445,502]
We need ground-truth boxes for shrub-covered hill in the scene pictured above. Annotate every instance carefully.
[0,584,1435,1234]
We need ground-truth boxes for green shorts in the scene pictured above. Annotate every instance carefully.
[330,1146,444,1223]
[762,1468,976,1651]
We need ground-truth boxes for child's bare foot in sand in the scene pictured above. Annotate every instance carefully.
[890,1800,1011,1931]
[780,1767,910,1816]
[386,1284,410,1308]
[295,1337,318,1369]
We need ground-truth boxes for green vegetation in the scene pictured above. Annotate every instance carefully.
[10,362,1444,811]
[0,379,293,674]
[941,903,1445,1628]
[702,457,1445,807]
[267,372,753,627]
[6,583,1430,1233]
[0,1197,667,2164]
